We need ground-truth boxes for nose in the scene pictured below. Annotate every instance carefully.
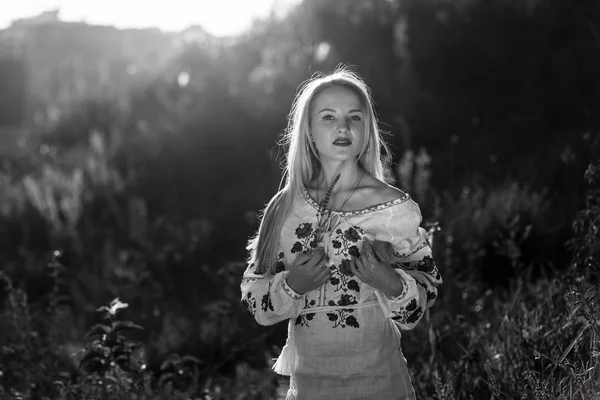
[337,120,350,133]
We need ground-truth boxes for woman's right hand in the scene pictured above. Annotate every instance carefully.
[285,249,330,295]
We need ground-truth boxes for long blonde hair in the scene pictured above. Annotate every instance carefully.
[248,67,391,275]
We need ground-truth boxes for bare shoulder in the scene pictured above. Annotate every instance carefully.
[357,175,408,206]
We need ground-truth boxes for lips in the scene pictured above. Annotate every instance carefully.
[333,138,352,146]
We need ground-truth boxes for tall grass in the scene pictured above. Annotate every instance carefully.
[0,150,597,399]
[405,161,600,399]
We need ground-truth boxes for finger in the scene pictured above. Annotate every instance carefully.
[356,255,373,280]
[318,265,331,279]
[311,250,327,267]
[362,240,375,262]
[316,262,329,274]
[360,245,373,269]
[355,255,364,270]
[370,240,385,263]
[349,257,363,279]
[311,259,331,277]
[295,251,314,266]
[302,249,324,268]
[315,267,330,285]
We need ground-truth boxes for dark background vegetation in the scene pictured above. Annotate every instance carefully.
[0,0,598,399]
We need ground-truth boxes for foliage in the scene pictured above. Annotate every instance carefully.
[0,254,280,400]
[0,0,599,398]
[439,181,569,287]
[403,161,600,399]
[79,298,144,376]
[0,164,598,399]
[567,161,600,279]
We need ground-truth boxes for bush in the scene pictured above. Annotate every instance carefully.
[439,181,569,287]
[403,161,600,399]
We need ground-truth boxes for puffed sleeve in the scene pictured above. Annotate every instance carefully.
[373,200,442,331]
[240,244,306,326]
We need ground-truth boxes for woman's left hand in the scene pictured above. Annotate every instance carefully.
[349,239,405,298]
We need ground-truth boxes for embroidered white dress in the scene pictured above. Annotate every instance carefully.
[240,187,442,400]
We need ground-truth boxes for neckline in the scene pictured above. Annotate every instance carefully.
[300,184,411,217]
[315,171,364,216]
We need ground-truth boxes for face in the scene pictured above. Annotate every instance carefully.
[309,85,366,162]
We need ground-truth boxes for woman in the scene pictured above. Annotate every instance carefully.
[240,68,442,400]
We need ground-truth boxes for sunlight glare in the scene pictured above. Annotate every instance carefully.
[177,71,190,87]
[0,0,301,36]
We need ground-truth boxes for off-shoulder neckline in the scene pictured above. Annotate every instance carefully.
[300,184,411,217]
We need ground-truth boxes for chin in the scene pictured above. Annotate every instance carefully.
[325,154,360,162]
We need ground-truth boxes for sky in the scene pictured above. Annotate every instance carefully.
[0,0,300,36]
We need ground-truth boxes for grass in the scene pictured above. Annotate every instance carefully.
[0,162,598,399]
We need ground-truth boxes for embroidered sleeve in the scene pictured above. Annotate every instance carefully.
[240,247,305,326]
[374,201,442,331]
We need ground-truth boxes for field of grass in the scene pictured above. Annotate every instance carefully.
[0,162,598,400]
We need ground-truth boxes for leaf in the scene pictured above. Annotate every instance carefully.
[347,280,359,291]
[115,354,131,367]
[53,295,72,305]
[85,324,111,338]
[346,315,359,328]
[158,372,176,387]
[79,351,107,371]
[111,345,128,357]
[111,321,144,334]
[406,298,418,312]
[118,361,136,373]
[96,306,112,315]
[2,346,18,355]
[160,355,181,371]
[182,355,202,365]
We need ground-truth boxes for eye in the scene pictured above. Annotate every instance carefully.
[322,115,334,121]
[350,115,362,121]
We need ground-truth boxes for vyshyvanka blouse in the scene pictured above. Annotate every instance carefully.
[240,186,442,400]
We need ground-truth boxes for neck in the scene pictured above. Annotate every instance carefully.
[317,161,363,192]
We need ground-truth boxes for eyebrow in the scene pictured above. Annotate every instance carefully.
[318,108,363,113]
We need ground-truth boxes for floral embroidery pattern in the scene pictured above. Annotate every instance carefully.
[329,261,360,293]
[326,309,359,328]
[291,223,318,253]
[331,227,363,258]
[303,297,317,310]
[323,295,360,328]
[391,261,413,270]
[392,241,429,258]
[242,292,256,316]
[261,281,274,312]
[327,227,363,296]
[328,294,358,307]
[275,252,286,273]
[295,313,315,327]
[427,290,437,302]
[296,298,317,327]
[391,298,423,325]
[392,255,441,282]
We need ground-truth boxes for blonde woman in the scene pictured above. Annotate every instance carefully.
[240,68,442,400]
